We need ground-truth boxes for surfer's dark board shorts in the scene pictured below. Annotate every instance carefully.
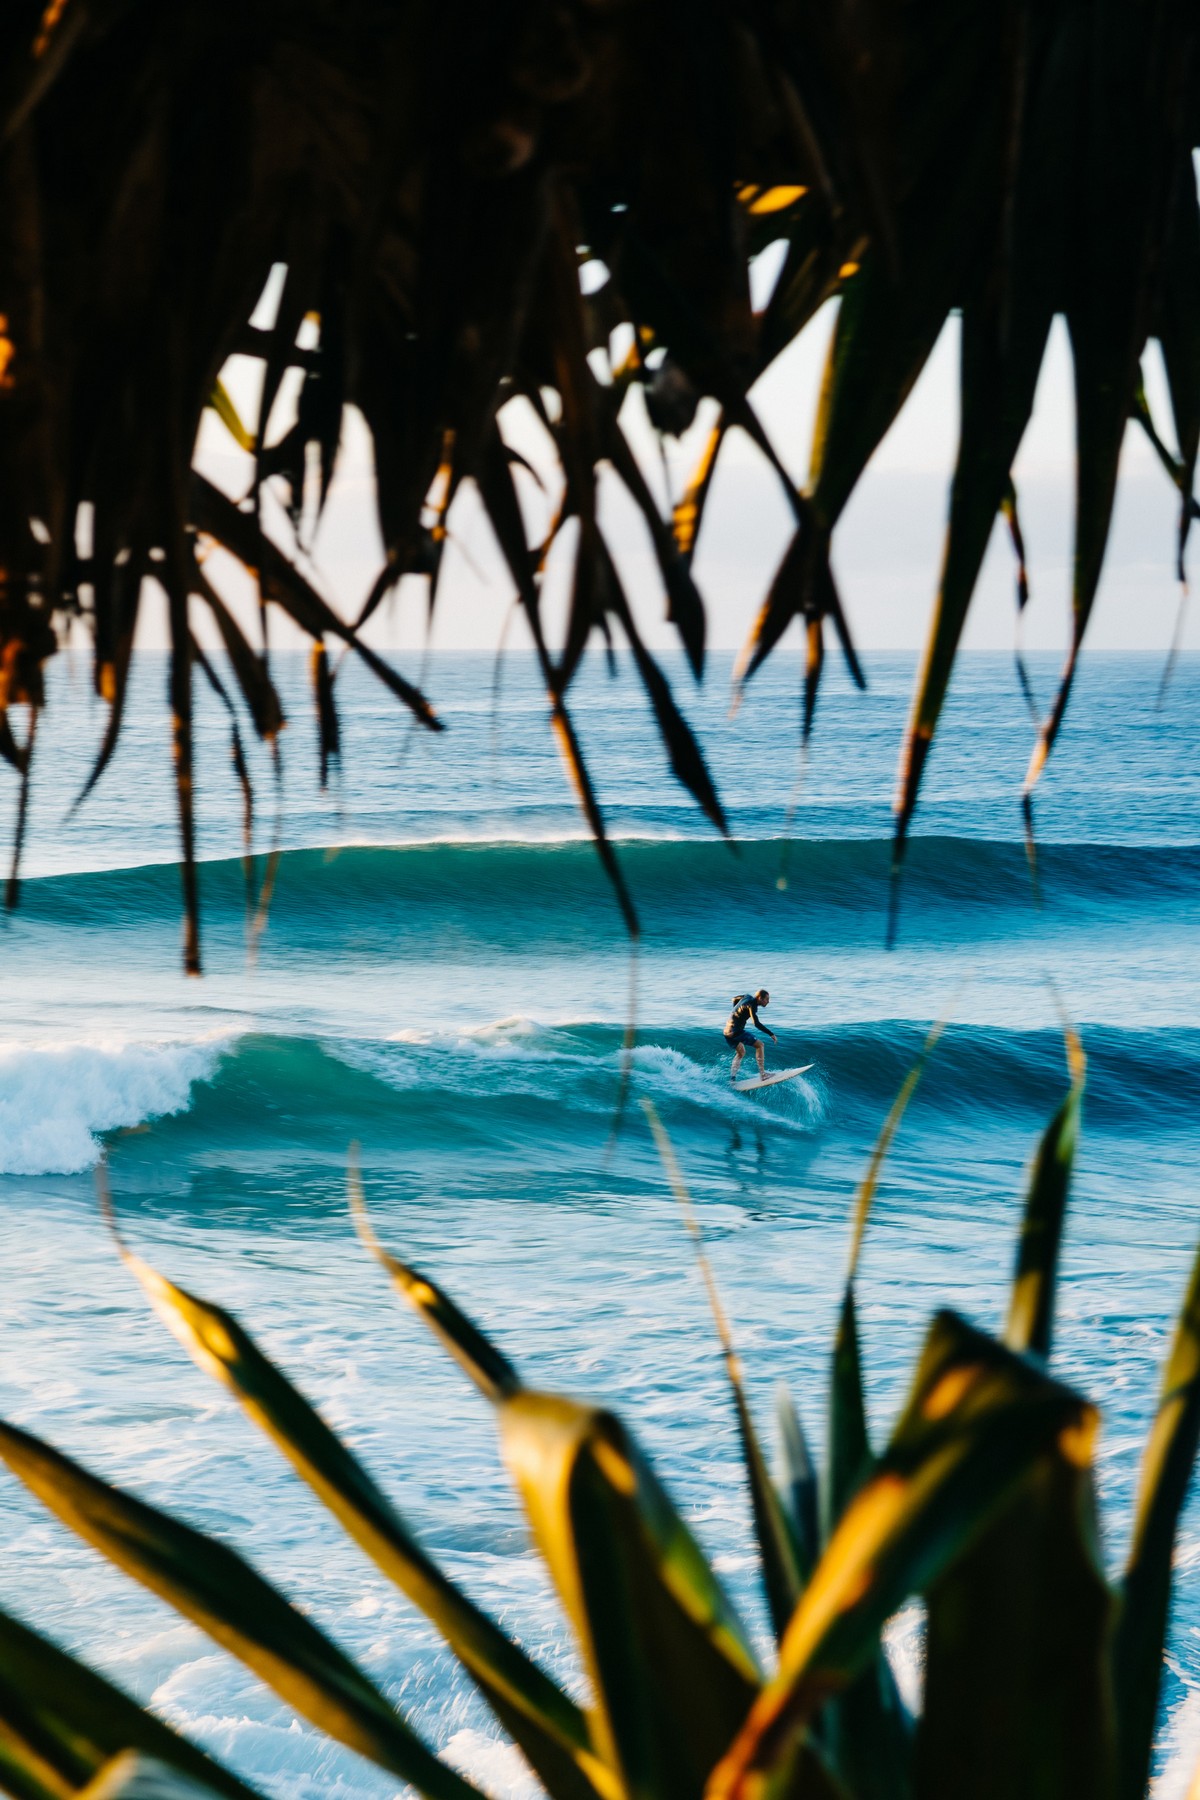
[725,1029,759,1048]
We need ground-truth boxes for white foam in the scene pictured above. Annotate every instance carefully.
[20,826,743,883]
[336,1021,823,1134]
[883,1600,926,1717]
[389,1016,583,1055]
[0,1034,228,1175]
[630,1042,824,1129]
[1152,1676,1200,1798]
[443,1729,541,1800]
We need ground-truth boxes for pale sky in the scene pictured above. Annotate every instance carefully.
[173,263,1194,665]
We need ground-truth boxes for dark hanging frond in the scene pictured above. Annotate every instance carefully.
[0,0,1195,961]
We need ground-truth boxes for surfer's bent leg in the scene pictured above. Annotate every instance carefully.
[755,1039,766,1076]
[726,1032,745,1080]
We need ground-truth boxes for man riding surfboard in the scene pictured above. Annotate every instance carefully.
[724,988,776,1081]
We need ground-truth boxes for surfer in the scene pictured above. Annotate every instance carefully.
[724,989,776,1081]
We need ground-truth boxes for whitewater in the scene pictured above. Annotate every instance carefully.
[0,648,1198,1797]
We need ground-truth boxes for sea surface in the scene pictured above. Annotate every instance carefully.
[1,647,1198,1797]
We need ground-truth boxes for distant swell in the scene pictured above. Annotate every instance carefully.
[18,836,1200,947]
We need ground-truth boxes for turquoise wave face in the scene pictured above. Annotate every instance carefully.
[24,834,1200,927]
[2,652,1199,1794]
[76,1019,1200,1177]
[7,834,1200,1092]
[5,1010,1199,1191]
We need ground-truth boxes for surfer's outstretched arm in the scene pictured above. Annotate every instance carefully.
[749,1004,776,1042]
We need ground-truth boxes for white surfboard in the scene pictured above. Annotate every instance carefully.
[733,1063,814,1092]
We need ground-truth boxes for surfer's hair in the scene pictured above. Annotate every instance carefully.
[756,989,770,1003]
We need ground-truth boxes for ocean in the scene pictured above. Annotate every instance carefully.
[1,646,1198,1797]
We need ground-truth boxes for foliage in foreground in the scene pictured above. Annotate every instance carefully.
[0,4,1197,961]
[2,1041,1200,1799]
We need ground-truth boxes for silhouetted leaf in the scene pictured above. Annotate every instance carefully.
[1113,1237,1200,1800]
[1005,1025,1086,1361]
[191,476,441,734]
[710,1313,1095,1800]
[600,543,727,835]
[113,1223,607,1800]
[501,1394,761,1800]
[0,1606,263,1800]
[0,1422,480,1800]
[310,639,339,787]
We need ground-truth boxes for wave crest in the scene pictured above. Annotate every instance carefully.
[0,1036,227,1175]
